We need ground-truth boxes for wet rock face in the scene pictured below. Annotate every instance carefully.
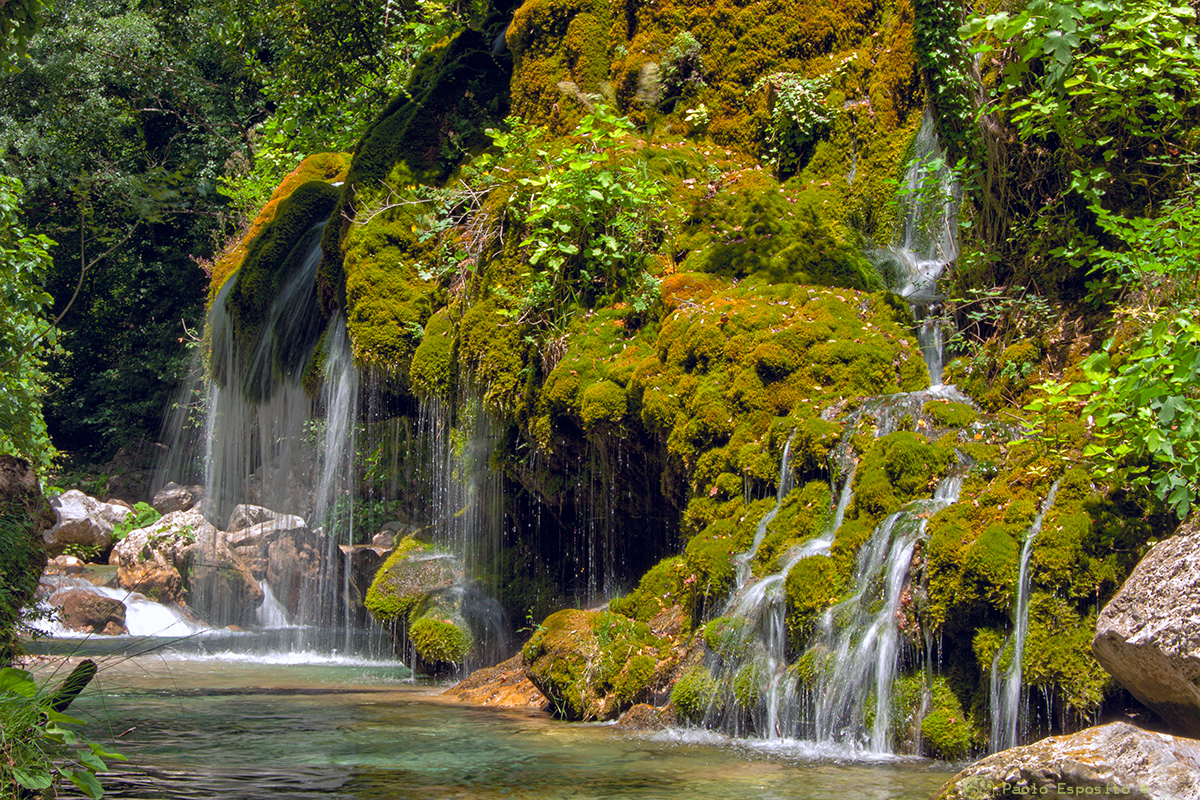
[45,490,131,557]
[443,654,548,709]
[51,588,127,635]
[102,441,168,505]
[109,508,263,626]
[151,481,198,515]
[930,722,1200,800]
[1092,517,1200,738]
[227,504,277,532]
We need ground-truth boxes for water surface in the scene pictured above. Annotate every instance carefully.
[40,655,955,799]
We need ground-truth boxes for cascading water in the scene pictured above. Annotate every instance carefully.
[874,111,960,387]
[714,461,856,739]
[702,444,968,751]
[154,218,388,656]
[989,479,1062,751]
[733,432,797,589]
[811,464,968,751]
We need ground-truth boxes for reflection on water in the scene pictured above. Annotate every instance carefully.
[43,657,954,800]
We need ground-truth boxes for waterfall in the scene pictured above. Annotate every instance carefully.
[989,479,1062,751]
[874,111,959,387]
[717,462,856,739]
[811,464,968,752]
[733,432,797,590]
[414,390,511,666]
[154,217,391,656]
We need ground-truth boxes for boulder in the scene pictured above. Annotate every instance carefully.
[227,503,277,532]
[364,537,509,674]
[108,510,196,604]
[222,514,322,615]
[102,441,167,505]
[151,481,196,514]
[109,508,262,625]
[188,522,264,628]
[930,722,1200,800]
[45,554,87,575]
[51,588,127,635]
[443,654,548,709]
[1093,516,1200,737]
[45,490,131,557]
[522,608,676,721]
[226,513,306,549]
[339,544,387,606]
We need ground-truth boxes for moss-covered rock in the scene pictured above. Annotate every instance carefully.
[219,180,341,397]
[0,456,53,666]
[522,608,674,720]
[364,534,460,623]
[670,664,717,724]
[410,616,473,663]
[209,153,350,303]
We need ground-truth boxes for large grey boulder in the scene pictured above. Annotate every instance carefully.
[45,490,131,557]
[227,503,277,532]
[1092,516,1200,737]
[931,722,1200,800]
[151,481,197,514]
[222,514,327,614]
[109,508,262,626]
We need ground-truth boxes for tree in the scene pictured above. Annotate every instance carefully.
[0,176,57,472]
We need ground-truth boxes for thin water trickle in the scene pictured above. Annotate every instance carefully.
[872,111,959,387]
[734,431,798,590]
[989,479,1062,751]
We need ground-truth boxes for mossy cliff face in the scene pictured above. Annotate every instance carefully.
[212,0,1169,753]
[208,153,350,304]
[506,0,924,242]
[317,27,513,376]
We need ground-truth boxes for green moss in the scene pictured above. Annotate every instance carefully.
[1022,592,1112,716]
[409,616,472,663]
[919,676,975,760]
[703,615,753,659]
[676,176,879,290]
[319,26,511,353]
[210,153,350,303]
[785,554,843,643]
[610,555,686,622]
[523,608,670,720]
[580,380,627,430]
[923,399,977,428]
[850,431,951,523]
[732,661,764,708]
[754,480,831,571]
[364,536,454,623]
[221,181,340,397]
[671,665,717,724]
[410,308,457,400]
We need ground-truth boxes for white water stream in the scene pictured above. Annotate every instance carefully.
[989,479,1062,751]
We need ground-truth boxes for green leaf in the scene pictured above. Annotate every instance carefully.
[0,667,36,696]
[64,767,105,799]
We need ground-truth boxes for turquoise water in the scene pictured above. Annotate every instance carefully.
[41,655,955,799]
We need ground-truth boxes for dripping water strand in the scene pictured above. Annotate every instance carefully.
[990,478,1062,751]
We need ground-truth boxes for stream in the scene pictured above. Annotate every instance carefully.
[29,648,956,799]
